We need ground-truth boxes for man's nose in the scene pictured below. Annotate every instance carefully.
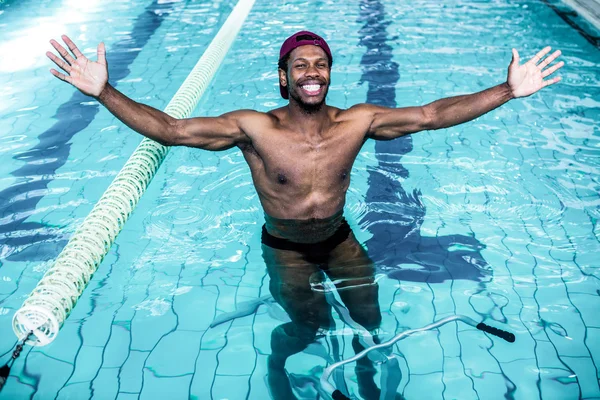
[305,64,320,77]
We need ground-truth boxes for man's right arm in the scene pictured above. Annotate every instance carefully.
[97,84,251,150]
[47,35,251,150]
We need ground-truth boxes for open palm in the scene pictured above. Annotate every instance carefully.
[47,35,108,97]
[507,46,563,98]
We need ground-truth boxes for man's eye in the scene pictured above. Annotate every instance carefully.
[295,64,306,68]
[317,63,327,68]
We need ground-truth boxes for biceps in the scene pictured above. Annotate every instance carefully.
[174,115,245,150]
[369,106,433,139]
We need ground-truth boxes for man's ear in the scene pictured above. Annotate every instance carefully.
[278,68,287,88]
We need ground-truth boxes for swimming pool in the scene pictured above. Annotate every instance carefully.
[1,0,599,398]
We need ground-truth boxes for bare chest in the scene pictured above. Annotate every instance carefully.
[245,126,365,188]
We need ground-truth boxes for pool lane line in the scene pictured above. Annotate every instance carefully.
[11,0,256,347]
[539,0,600,49]
[0,0,178,261]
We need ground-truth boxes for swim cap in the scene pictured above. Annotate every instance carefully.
[278,31,333,99]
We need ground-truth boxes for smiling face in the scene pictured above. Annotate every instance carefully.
[279,45,331,112]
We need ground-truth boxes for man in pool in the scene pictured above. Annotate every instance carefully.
[46,31,563,236]
[47,31,563,398]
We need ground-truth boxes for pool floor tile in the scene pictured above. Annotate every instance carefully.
[118,350,149,394]
[145,330,203,376]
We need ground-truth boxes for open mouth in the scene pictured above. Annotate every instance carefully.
[300,83,323,96]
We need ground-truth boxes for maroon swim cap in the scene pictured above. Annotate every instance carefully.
[278,31,333,99]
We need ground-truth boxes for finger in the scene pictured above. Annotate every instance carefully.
[538,50,561,70]
[511,48,520,66]
[50,39,76,65]
[50,68,73,84]
[541,61,565,78]
[97,42,106,65]
[542,76,561,87]
[46,51,72,73]
[529,46,552,65]
[62,34,84,59]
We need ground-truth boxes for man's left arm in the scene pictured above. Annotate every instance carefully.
[367,46,564,140]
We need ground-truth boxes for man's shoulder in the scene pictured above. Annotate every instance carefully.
[265,106,287,122]
[230,108,279,128]
[333,103,379,122]
[231,108,275,120]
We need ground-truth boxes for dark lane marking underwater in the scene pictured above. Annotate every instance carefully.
[357,0,491,283]
[0,0,176,261]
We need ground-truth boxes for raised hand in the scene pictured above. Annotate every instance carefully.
[507,47,564,98]
[47,35,108,98]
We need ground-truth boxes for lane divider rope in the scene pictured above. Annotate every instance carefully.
[12,0,256,346]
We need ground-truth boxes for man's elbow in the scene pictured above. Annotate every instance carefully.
[160,118,186,146]
[153,136,175,147]
[421,105,438,130]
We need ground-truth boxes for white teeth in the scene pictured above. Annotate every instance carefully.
[302,84,320,91]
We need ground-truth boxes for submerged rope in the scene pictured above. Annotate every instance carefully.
[0,331,33,392]
[12,0,256,347]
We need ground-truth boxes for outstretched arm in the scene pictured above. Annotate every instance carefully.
[47,35,251,150]
[366,46,564,140]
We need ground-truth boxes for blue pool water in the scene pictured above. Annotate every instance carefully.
[1,0,599,399]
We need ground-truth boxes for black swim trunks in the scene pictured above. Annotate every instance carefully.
[261,218,351,255]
